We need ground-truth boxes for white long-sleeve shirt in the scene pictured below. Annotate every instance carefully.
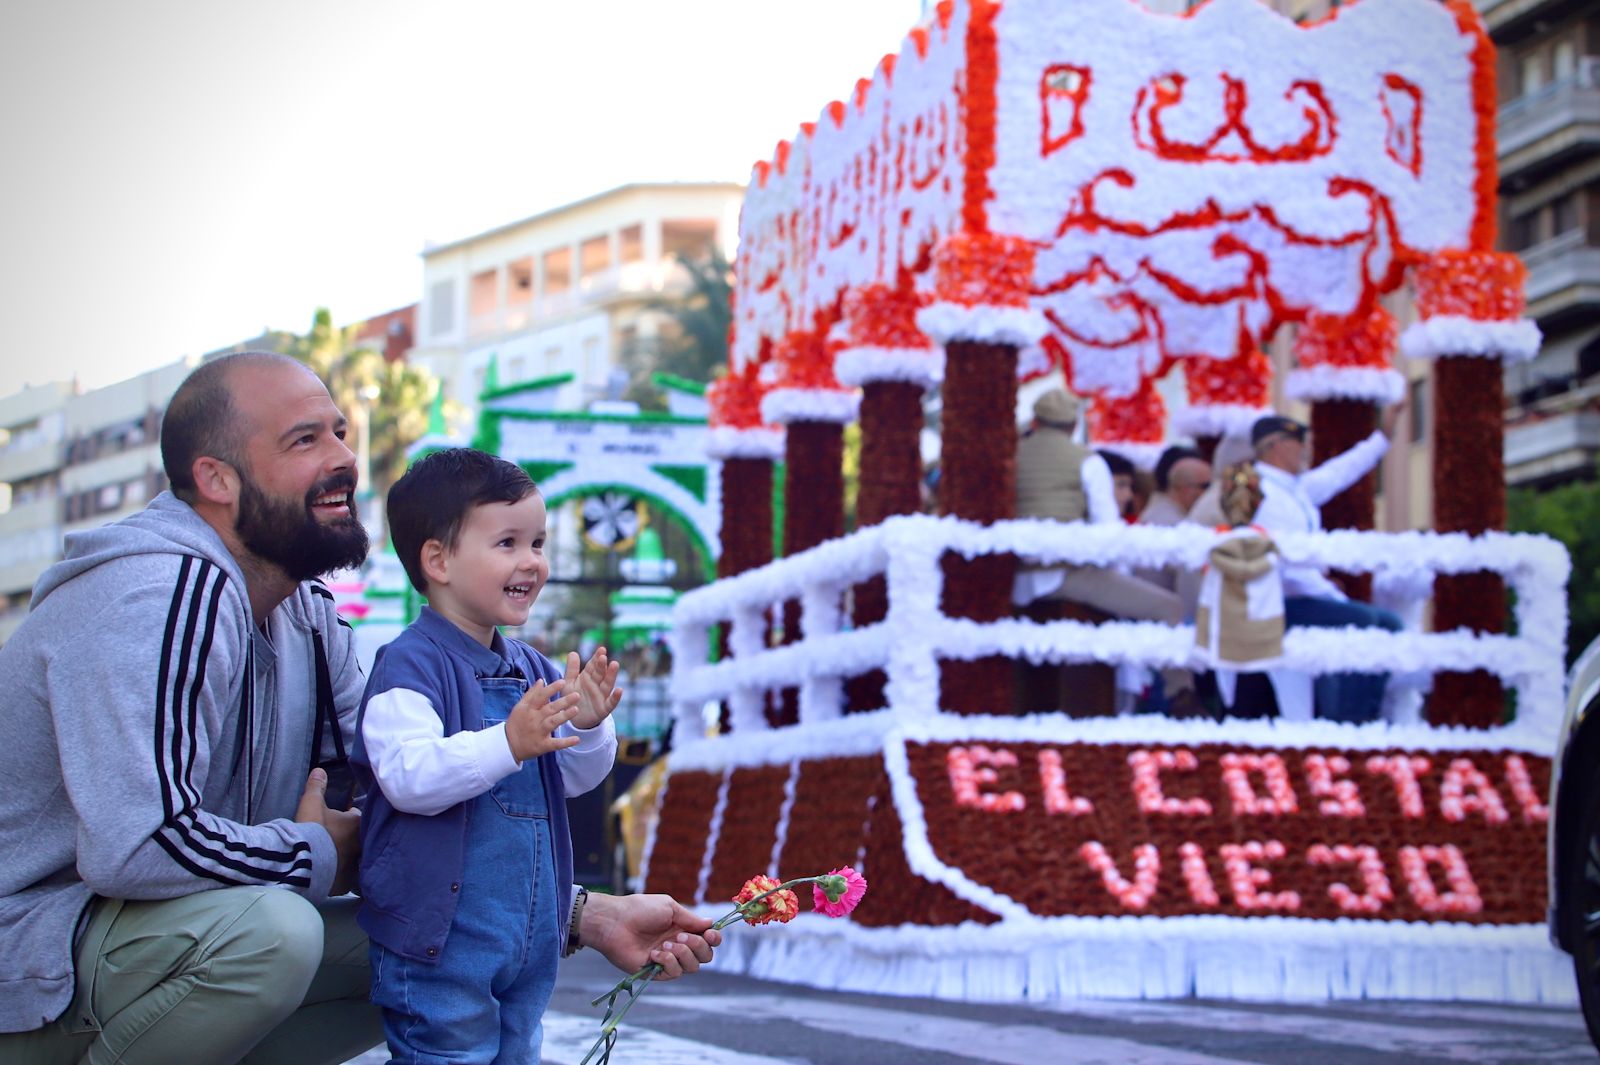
[1253,430,1390,601]
[362,687,616,816]
[1012,452,1121,604]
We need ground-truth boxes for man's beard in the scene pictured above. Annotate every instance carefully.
[236,472,369,582]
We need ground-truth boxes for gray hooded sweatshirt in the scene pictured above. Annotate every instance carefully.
[0,493,363,1032]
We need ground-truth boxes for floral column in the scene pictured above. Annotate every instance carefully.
[1400,251,1541,728]
[761,328,859,727]
[836,283,943,713]
[917,233,1049,715]
[1287,307,1407,602]
[704,362,783,735]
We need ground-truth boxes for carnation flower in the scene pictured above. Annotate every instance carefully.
[583,865,867,1064]
[734,875,801,925]
[812,866,868,917]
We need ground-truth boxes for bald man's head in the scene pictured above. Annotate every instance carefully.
[161,352,312,501]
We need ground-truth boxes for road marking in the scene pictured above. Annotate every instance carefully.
[1034,997,1593,1062]
[1362,1000,1587,1031]
[654,992,1255,1065]
[540,1009,793,1065]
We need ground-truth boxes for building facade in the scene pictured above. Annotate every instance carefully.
[407,182,743,419]
[0,383,71,643]
[1488,0,1600,486]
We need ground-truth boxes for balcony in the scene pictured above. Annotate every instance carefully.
[0,495,61,533]
[1522,228,1600,324]
[0,436,64,484]
[1480,0,1592,40]
[1505,405,1600,485]
[1499,73,1600,183]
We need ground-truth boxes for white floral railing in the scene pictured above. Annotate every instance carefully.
[669,515,1570,748]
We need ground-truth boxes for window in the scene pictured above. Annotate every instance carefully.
[1521,52,1546,97]
[661,219,718,262]
[1579,335,1600,381]
[1408,378,1427,444]
[469,269,498,317]
[507,258,533,306]
[580,235,611,279]
[619,224,644,264]
[428,279,456,337]
[542,248,571,296]
[1555,39,1577,83]
[1553,192,1581,236]
[1508,211,1540,251]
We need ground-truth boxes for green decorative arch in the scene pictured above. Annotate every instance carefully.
[541,480,716,581]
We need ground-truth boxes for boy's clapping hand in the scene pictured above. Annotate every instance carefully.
[505,678,582,763]
[565,647,623,730]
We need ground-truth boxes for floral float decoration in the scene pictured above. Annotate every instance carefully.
[580,868,868,1065]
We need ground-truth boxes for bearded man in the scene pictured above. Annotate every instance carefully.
[0,353,720,1064]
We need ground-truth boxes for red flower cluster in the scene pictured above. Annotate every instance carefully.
[1185,347,1272,409]
[1293,307,1398,370]
[933,232,1035,309]
[1086,381,1166,444]
[707,361,768,430]
[844,284,932,349]
[1412,250,1527,321]
[773,329,846,391]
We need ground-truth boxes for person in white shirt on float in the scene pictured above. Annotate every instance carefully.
[1012,389,1199,715]
[1250,411,1404,724]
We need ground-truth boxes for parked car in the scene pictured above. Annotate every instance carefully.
[1549,634,1600,1048]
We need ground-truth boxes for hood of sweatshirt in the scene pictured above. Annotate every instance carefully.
[31,492,247,610]
[1207,532,1278,582]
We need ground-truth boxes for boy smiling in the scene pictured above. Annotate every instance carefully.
[352,448,621,1063]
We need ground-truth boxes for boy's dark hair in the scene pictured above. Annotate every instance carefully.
[1098,449,1136,479]
[388,448,539,594]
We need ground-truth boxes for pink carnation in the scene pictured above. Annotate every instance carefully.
[811,866,868,918]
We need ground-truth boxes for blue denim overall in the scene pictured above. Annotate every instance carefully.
[371,676,562,1064]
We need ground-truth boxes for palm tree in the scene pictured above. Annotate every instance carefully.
[286,308,439,496]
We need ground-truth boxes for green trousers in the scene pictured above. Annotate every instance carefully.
[0,887,383,1065]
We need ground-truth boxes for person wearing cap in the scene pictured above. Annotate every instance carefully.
[1250,407,1404,723]
[1014,389,1199,714]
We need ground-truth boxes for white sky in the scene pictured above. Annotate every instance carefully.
[0,0,924,399]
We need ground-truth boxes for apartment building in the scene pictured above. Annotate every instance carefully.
[1488,0,1600,486]
[408,182,743,418]
[59,358,194,539]
[0,383,71,642]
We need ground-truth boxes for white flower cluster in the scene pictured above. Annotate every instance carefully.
[834,345,945,389]
[759,387,862,426]
[915,302,1051,348]
[1399,317,1543,363]
[1284,366,1408,406]
[669,514,1570,750]
[704,426,785,461]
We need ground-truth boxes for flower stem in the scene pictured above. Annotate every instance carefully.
[578,876,825,1064]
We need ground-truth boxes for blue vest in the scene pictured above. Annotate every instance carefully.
[350,608,574,962]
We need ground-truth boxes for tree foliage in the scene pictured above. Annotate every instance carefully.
[1508,465,1600,666]
[623,249,733,410]
[284,308,439,497]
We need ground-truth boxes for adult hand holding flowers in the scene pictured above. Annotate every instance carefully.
[581,891,722,978]
[580,867,868,1064]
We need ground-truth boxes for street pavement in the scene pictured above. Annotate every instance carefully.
[344,948,1594,1064]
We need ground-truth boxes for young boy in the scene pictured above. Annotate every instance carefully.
[352,448,622,1063]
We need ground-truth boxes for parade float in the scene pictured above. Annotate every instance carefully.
[643,0,1574,1004]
